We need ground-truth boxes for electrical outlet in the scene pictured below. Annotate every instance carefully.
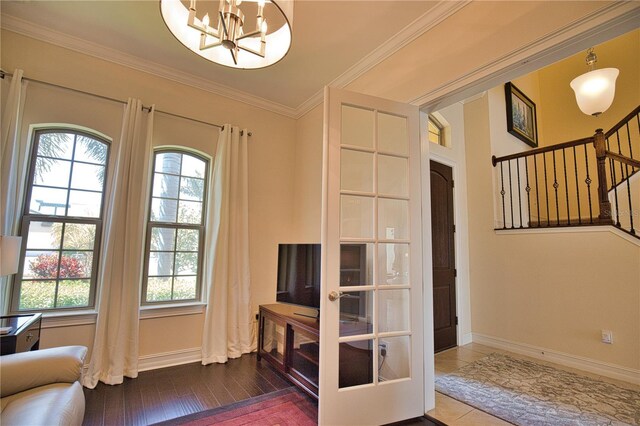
[601,330,613,344]
[379,342,388,357]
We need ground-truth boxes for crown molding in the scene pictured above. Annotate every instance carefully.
[294,0,471,119]
[411,1,640,110]
[1,14,299,118]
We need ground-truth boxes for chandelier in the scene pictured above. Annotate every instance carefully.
[160,0,293,69]
[569,48,619,117]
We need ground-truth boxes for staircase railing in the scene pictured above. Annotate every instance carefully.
[491,105,639,238]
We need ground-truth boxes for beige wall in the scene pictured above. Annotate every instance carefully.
[288,3,639,376]
[2,29,297,358]
[292,104,323,242]
[465,94,640,370]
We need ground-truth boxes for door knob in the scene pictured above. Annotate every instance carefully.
[328,291,346,302]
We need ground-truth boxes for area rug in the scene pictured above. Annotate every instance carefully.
[435,353,640,425]
[154,387,317,425]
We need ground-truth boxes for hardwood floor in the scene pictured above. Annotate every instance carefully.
[83,353,442,426]
[82,353,294,426]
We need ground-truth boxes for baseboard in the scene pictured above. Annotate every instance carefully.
[471,333,640,385]
[459,332,473,346]
[138,347,202,372]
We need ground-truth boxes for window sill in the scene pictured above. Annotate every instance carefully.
[32,303,207,329]
[41,310,98,329]
[140,303,206,319]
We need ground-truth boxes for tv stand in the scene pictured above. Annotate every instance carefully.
[258,304,319,399]
[294,311,318,319]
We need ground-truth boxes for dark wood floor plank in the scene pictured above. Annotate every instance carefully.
[157,387,200,422]
[224,358,267,397]
[140,385,168,425]
[123,382,147,426]
[191,380,222,410]
[82,385,105,426]
[82,353,299,425]
[102,383,125,426]
[234,355,279,394]
[255,360,293,390]
[176,391,207,417]
[203,362,252,401]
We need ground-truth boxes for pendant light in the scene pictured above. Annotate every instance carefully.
[570,48,619,117]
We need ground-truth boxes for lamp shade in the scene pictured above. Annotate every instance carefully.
[570,68,619,116]
[0,236,22,276]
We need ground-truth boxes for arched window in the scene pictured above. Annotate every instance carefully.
[142,150,209,304]
[12,129,110,311]
[428,115,445,146]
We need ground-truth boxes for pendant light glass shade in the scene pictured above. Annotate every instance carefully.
[570,68,619,116]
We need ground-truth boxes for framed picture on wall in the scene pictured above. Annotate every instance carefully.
[505,82,538,148]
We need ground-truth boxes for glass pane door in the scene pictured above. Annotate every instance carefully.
[319,87,424,426]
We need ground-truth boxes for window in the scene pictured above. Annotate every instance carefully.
[12,129,110,312]
[143,150,208,304]
[428,115,445,146]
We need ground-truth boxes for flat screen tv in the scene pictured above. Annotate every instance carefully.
[276,244,321,310]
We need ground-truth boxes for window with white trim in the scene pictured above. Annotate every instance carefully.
[142,150,209,304]
[12,129,110,312]
[428,115,445,146]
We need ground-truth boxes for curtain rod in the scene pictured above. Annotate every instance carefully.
[0,70,252,136]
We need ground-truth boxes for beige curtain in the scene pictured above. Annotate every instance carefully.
[201,125,255,364]
[82,99,154,388]
[0,69,28,315]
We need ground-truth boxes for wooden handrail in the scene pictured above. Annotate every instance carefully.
[605,150,640,168]
[491,136,594,166]
[605,104,640,139]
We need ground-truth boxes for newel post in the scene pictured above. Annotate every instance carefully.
[594,129,613,223]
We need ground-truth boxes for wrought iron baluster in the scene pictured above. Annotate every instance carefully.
[584,144,593,224]
[573,146,581,225]
[524,158,531,228]
[500,161,506,230]
[543,152,550,226]
[606,136,615,189]
[562,148,570,225]
[618,127,635,235]
[552,150,560,226]
[508,160,514,229]
[517,158,523,228]
[626,121,636,174]
[616,131,625,189]
[624,160,635,235]
[610,156,620,226]
[533,155,541,227]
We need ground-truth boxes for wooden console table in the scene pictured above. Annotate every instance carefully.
[258,304,319,399]
[0,313,42,355]
[257,303,374,398]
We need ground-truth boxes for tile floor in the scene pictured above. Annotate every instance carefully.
[426,342,640,425]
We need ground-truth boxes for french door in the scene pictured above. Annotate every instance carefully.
[319,87,424,425]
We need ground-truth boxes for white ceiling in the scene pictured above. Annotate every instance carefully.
[1,0,446,113]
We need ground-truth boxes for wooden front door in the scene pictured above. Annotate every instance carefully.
[430,160,457,353]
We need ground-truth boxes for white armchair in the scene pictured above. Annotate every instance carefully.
[1,346,87,426]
